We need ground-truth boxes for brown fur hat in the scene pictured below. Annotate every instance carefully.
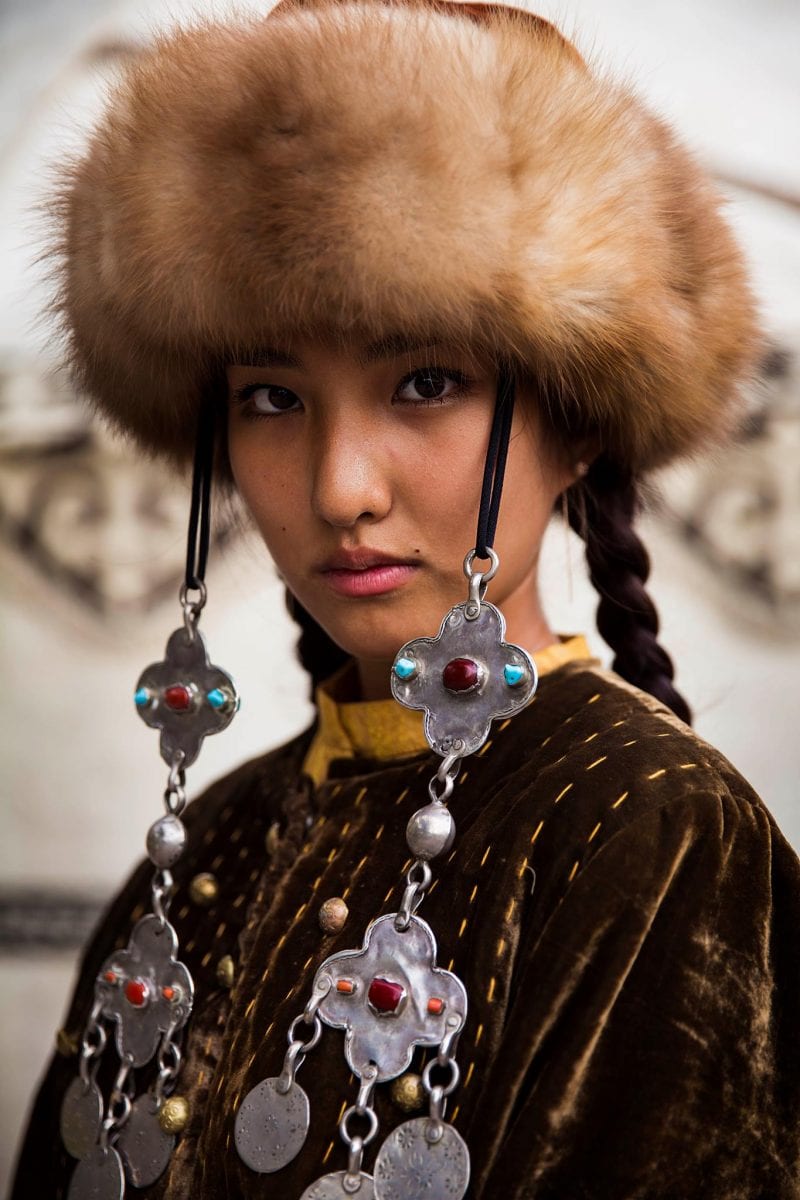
[52,0,761,478]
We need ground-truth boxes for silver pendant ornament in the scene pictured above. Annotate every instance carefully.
[62,580,238,1197]
[236,548,537,1196]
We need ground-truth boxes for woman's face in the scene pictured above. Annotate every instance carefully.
[226,334,576,671]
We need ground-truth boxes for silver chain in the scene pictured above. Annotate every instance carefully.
[179,580,207,644]
[339,1065,378,1187]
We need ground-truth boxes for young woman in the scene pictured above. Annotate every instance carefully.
[13,0,800,1197]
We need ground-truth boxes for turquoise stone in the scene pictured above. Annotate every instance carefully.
[393,656,417,681]
[503,663,526,687]
[134,687,151,708]
[207,687,228,710]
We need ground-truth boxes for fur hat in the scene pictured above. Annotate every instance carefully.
[52,0,761,478]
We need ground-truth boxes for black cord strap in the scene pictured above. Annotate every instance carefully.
[184,402,215,592]
[475,372,516,560]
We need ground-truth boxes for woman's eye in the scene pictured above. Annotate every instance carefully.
[232,384,302,418]
[394,368,471,405]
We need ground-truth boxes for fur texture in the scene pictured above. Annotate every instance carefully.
[53,0,761,475]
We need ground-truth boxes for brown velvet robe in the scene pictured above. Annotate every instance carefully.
[11,658,800,1198]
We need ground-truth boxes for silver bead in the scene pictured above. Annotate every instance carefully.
[146,814,187,868]
[406,802,455,861]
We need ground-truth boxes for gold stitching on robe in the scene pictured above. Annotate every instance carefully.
[568,859,580,881]
[647,768,667,780]
[480,845,491,867]
[554,783,573,803]
[487,977,496,1002]
[587,821,602,842]
[611,790,629,808]
[586,756,607,770]
[530,820,544,844]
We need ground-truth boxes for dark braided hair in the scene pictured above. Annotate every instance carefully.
[563,452,692,725]
[284,589,350,702]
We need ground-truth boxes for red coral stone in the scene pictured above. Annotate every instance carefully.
[125,979,148,1007]
[368,977,405,1014]
[442,658,479,692]
[164,685,192,712]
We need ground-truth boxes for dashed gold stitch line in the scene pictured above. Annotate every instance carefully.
[185,939,196,953]
[446,849,457,863]
[611,790,629,809]
[496,937,506,957]
[450,1104,460,1123]
[487,977,496,1002]
[517,856,529,878]
[226,1131,231,1152]
[679,763,697,769]
[232,895,245,909]
[203,829,215,846]
[375,824,385,840]
[458,918,468,938]
[475,1022,484,1045]
[220,805,233,823]
[428,878,439,894]
[312,874,324,890]
[464,1061,475,1087]
[383,886,395,904]
[232,1092,240,1112]
[402,857,413,872]
[264,1021,274,1040]
[480,845,492,867]
[342,886,351,901]
[657,732,670,737]
[245,998,256,1019]
[302,955,314,971]
[554,783,573,804]
[353,855,368,877]
[623,740,637,747]
[196,1070,206,1088]
[583,731,599,743]
[647,768,667,780]
[340,821,351,837]
[461,771,469,783]
[553,754,567,765]
[331,784,342,798]
[246,1051,257,1071]
[337,1099,347,1121]
[540,735,552,747]
[201,951,212,968]
[587,693,601,704]
[322,1140,335,1165]
[505,898,515,922]
[612,719,625,726]
[469,884,478,903]
[568,860,580,882]
[293,902,308,922]
[327,848,338,863]
[211,853,224,870]
[586,756,607,771]
[130,904,145,921]
[477,739,493,757]
[215,922,227,939]
[395,788,410,806]
[447,958,454,972]
[587,821,602,843]
[230,827,243,844]
[530,819,544,845]
[499,717,512,730]
[354,786,367,807]
[178,905,190,920]
[238,845,249,861]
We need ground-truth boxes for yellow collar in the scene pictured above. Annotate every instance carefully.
[302,633,594,786]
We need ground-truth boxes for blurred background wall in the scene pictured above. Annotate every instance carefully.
[2,0,798,1188]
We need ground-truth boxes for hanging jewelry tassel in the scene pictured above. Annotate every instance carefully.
[59,405,239,1198]
[235,374,535,1199]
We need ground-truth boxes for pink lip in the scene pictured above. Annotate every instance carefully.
[322,564,420,597]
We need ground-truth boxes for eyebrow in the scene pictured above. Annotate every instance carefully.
[239,334,442,369]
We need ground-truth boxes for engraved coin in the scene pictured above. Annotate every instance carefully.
[234,1076,310,1173]
[67,1145,125,1200]
[373,1118,470,1200]
[301,1169,375,1198]
[116,1092,175,1187]
[60,1077,103,1159]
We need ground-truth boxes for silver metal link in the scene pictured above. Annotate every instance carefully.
[151,869,174,926]
[395,859,433,931]
[164,752,187,816]
[339,1103,379,1148]
[78,1000,107,1087]
[179,581,207,643]
[463,547,498,618]
[99,1057,134,1149]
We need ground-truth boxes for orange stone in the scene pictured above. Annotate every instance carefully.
[336,979,355,994]
[427,997,445,1015]
[162,986,175,1001]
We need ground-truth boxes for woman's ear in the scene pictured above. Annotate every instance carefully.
[571,436,602,481]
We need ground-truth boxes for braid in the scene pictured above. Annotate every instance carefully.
[565,453,692,726]
[284,588,350,702]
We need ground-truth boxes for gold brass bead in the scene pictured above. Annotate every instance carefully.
[390,1073,425,1113]
[158,1095,190,1134]
[55,1028,79,1057]
[318,896,349,934]
[216,954,235,989]
[188,872,219,907]
[265,821,280,857]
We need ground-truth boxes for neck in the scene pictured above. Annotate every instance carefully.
[354,565,556,702]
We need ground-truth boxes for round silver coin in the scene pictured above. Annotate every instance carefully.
[116,1092,175,1187]
[67,1145,125,1200]
[301,1170,375,1198]
[60,1077,103,1160]
[374,1118,470,1200]
[234,1076,310,1173]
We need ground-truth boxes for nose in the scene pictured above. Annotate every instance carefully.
[309,409,392,529]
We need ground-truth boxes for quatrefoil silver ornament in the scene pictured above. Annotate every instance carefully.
[95,915,194,1068]
[134,627,239,768]
[313,913,466,1082]
[390,598,537,757]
